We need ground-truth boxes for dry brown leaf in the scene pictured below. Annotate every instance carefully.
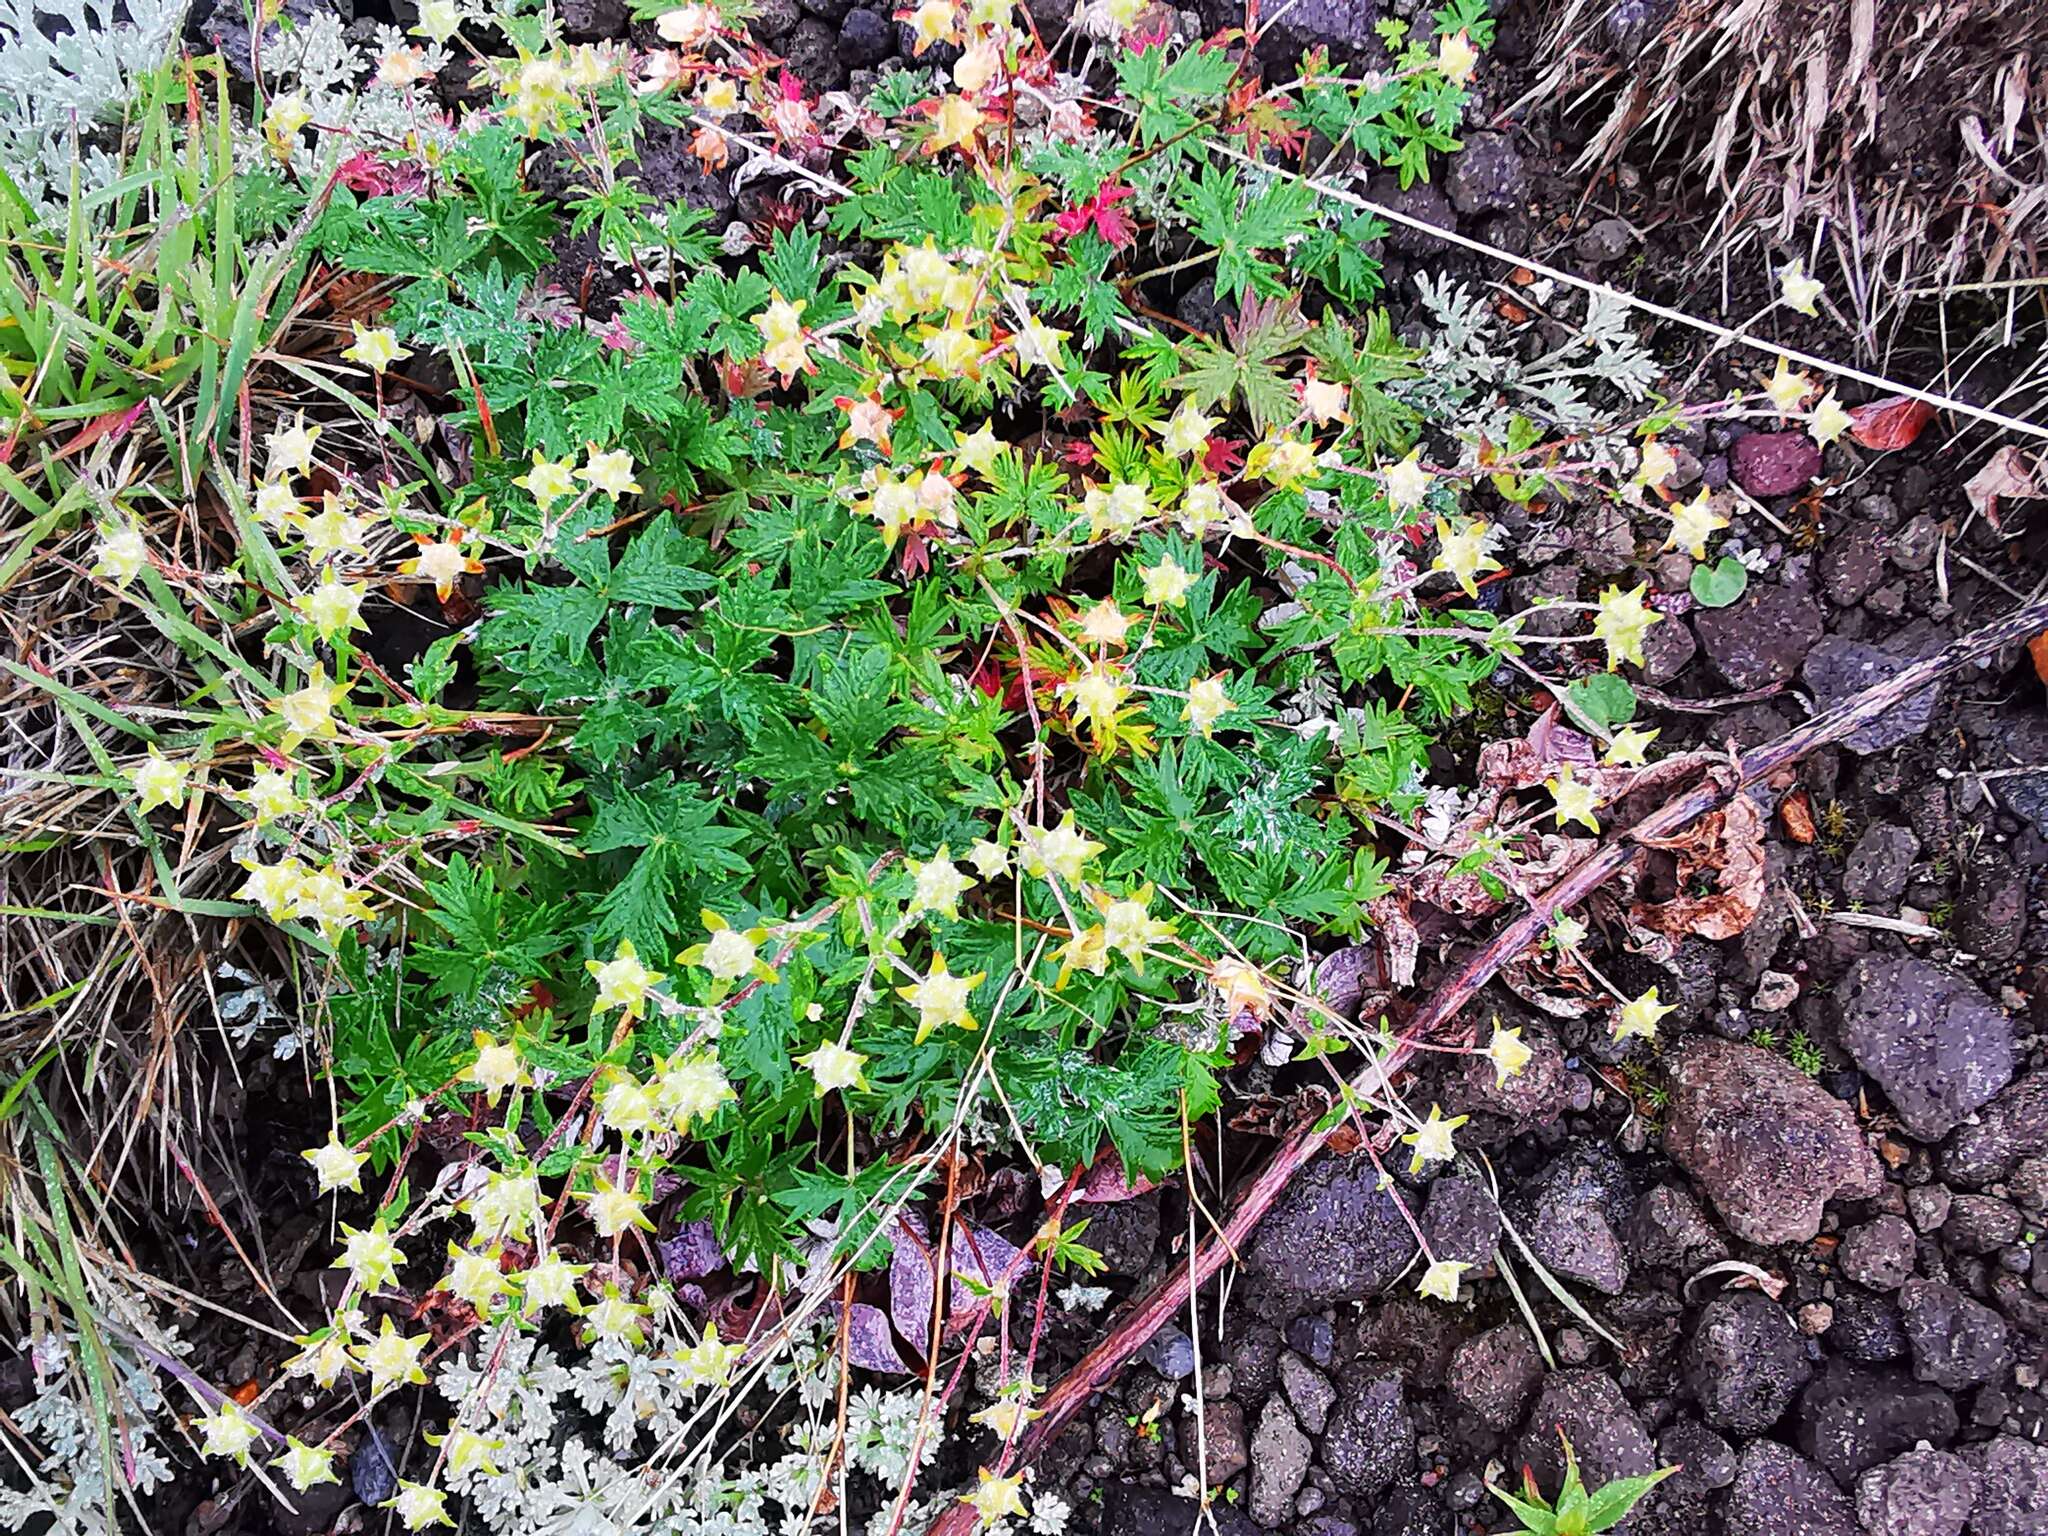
[2030,631,2048,688]
[1631,793,1768,940]
[1965,445,2043,531]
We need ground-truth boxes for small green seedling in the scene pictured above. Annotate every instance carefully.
[1487,1434,1679,1536]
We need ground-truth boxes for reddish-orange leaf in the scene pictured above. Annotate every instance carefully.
[1780,790,1816,844]
[1847,396,1935,451]
[2028,630,2048,687]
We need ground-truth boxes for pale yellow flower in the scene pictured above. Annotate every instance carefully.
[582,1176,653,1238]
[578,447,643,498]
[897,954,985,1042]
[276,666,344,747]
[130,748,190,813]
[247,766,303,824]
[303,1135,366,1194]
[799,1039,868,1096]
[519,1249,589,1314]
[674,1323,744,1388]
[427,1426,504,1481]
[1613,986,1674,1042]
[414,0,461,42]
[385,1482,452,1531]
[1808,391,1854,447]
[908,848,976,919]
[236,855,307,922]
[295,576,368,642]
[1591,583,1659,671]
[1485,1023,1532,1085]
[1400,1103,1467,1174]
[752,293,811,382]
[341,324,410,374]
[266,414,321,478]
[1432,518,1502,598]
[335,1220,405,1290]
[196,1403,260,1464]
[1764,356,1813,415]
[1159,401,1218,458]
[586,939,664,1020]
[356,1315,430,1393]
[274,1438,339,1492]
[1382,449,1431,511]
[1777,257,1824,317]
[1665,491,1727,561]
[1545,763,1603,834]
[1416,1258,1472,1302]
[954,422,1006,476]
[1437,28,1478,85]
[92,521,149,584]
[1079,599,1136,647]
[1297,374,1349,426]
[1635,439,1676,491]
[467,1032,528,1099]
[1139,558,1195,609]
[961,1468,1029,1528]
[1020,813,1103,886]
[399,536,481,600]
[1603,726,1659,766]
[515,451,579,511]
[1183,675,1234,737]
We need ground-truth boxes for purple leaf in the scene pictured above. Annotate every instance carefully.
[1072,1148,1160,1204]
[839,1302,912,1374]
[890,1214,938,1356]
[888,1212,1032,1354]
[950,1222,1025,1306]
[659,1221,725,1282]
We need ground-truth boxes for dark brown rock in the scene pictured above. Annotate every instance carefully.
[1696,582,1825,689]
[1663,1039,1883,1246]
[1731,431,1823,496]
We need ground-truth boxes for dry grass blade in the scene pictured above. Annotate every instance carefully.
[1521,0,2048,350]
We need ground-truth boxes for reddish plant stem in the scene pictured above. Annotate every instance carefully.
[927,592,2048,1536]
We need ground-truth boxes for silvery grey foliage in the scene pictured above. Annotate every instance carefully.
[0,0,186,213]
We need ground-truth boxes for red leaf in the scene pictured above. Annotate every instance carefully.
[1201,435,1244,477]
[337,150,424,196]
[55,401,146,463]
[1847,396,1935,451]
[1050,183,1137,251]
[896,528,932,578]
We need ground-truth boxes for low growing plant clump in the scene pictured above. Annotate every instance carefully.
[0,1,1875,1531]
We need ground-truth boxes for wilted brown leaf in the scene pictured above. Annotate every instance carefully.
[1965,445,2043,531]
[1631,793,1768,940]
[2030,631,2048,688]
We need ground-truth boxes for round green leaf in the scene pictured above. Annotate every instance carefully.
[1565,673,1638,731]
[1690,557,1750,609]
